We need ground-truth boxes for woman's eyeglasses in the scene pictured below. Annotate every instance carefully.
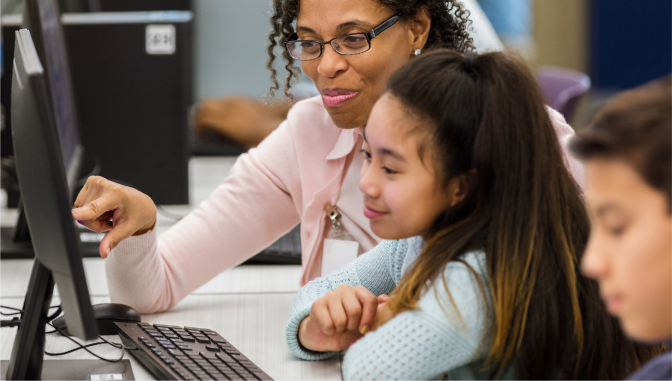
[284,14,401,61]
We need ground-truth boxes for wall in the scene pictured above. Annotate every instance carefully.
[193,0,282,101]
[532,0,588,73]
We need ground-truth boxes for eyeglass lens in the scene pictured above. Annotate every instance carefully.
[286,34,370,60]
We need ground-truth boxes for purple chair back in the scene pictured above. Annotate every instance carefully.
[537,67,591,122]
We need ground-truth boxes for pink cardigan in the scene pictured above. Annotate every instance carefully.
[106,96,584,313]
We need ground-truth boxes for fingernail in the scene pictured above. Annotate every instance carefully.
[76,220,84,225]
[360,326,369,335]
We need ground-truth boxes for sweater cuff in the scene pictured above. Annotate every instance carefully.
[108,223,158,265]
[286,304,337,361]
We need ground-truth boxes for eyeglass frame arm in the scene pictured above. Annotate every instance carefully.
[282,13,401,59]
[366,14,400,40]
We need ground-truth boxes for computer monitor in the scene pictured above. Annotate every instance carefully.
[4,28,97,379]
[1,0,85,258]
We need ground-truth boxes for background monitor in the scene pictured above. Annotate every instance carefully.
[1,0,88,259]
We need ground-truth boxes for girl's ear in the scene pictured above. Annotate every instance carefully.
[409,6,431,51]
[447,171,472,207]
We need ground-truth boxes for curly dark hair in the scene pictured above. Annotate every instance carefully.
[266,0,475,98]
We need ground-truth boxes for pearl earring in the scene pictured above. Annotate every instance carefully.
[414,48,421,56]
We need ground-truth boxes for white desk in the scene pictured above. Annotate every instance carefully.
[0,157,342,380]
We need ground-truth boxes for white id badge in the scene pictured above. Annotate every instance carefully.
[321,238,359,276]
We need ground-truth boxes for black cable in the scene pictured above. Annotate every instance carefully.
[1,318,21,328]
[46,305,62,322]
[0,305,22,316]
[0,305,61,325]
[45,321,125,362]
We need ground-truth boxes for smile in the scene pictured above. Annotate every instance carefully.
[363,205,388,219]
[321,89,358,107]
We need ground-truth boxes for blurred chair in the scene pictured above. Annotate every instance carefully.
[537,66,591,122]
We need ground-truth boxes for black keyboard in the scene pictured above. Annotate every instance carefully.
[244,225,302,265]
[116,322,273,380]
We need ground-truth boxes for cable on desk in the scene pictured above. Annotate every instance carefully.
[0,305,61,327]
[0,304,124,360]
[0,305,23,316]
[46,321,125,362]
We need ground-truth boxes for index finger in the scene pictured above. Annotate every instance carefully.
[354,287,379,334]
[72,193,121,221]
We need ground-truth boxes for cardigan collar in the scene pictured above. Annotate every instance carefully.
[325,127,363,161]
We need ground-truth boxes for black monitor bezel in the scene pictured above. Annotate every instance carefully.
[5,28,97,379]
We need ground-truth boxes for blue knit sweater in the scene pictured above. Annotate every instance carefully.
[286,237,511,380]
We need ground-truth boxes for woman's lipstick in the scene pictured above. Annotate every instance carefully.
[363,206,387,219]
[322,89,358,107]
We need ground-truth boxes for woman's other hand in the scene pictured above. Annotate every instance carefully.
[71,176,156,258]
[298,285,379,352]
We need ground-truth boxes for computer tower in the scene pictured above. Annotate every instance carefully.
[62,12,192,204]
[59,0,192,12]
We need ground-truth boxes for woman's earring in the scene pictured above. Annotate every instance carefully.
[414,48,421,56]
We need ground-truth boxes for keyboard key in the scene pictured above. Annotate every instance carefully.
[155,324,180,329]
[205,345,220,352]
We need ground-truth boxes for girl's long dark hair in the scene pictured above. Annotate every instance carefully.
[385,49,662,379]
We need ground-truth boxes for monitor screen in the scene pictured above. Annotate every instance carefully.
[24,0,82,189]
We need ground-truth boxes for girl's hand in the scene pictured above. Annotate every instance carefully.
[370,294,397,331]
[71,176,157,258]
[298,285,379,352]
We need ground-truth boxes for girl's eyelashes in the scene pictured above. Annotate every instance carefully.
[360,149,398,174]
[382,167,397,175]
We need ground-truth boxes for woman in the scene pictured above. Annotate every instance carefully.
[571,76,671,380]
[72,0,582,313]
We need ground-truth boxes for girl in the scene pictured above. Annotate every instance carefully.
[287,50,658,379]
[71,0,581,314]
[571,76,671,380]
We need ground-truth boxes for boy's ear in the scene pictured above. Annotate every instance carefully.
[448,171,472,207]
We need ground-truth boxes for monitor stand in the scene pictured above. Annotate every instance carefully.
[2,259,134,380]
[1,201,104,259]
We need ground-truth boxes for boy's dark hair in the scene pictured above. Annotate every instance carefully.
[266,0,474,97]
[570,76,671,211]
